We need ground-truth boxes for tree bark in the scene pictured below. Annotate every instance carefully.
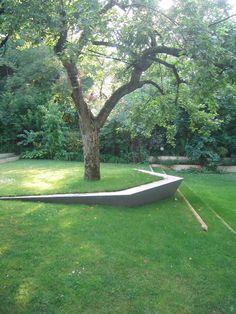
[80,122,100,181]
[60,60,101,181]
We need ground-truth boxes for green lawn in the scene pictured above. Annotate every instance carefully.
[179,171,236,230]
[156,168,236,231]
[0,160,157,196]
[0,162,235,313]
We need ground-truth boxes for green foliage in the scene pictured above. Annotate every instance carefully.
[41,104,67,159]
[1,0,236,169]
[18,104,84,160]
[21,149,48,160]
[0,44,63,151]
[185,136,221,169]
[0,42,84,159]
[100,118,150,163]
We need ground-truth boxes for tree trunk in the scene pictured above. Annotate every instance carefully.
[80,124,100,181]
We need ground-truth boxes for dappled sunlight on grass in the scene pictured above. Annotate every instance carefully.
[25,168,80,179]
[60,219,73,229]
[0,178,16,184]
[0,244,9,256]
[17,204,44,217]
[15,280,36,308]
[21,169,78,191]
[23,181,52,191]
[0,160,157,196]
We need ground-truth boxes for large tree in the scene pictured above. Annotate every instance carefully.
[1,0,235,179]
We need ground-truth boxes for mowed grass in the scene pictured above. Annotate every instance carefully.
[155,168,236,231]
[1,199,236,314]
[0,162,235,313]
[179,171,236,230]
[0,160,157,196]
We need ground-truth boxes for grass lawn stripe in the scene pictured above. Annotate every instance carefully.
[152,166,236,233]
[180,172,236,229]
[178,189,208,232]
[181,181,236,235]
[152,165,208,232]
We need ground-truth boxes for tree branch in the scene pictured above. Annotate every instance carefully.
[54,0,124,129]
[152,57,185,84]
[91,35,182,56]
[96,78,165,129]
[92,40,118,48]
[139,80,164,95]
[209,13,236,27]
[152,57,184,106]
[62,60,95,122]
[91,40,128,52]
[95,44,183,129]
[96,81,141,129]
[87,49,132,65]
[53,1,94,124]
[54,0,67,54]
[142,45,182,58]
[77,1,118,54]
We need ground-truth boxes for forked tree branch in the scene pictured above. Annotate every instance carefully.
[152,57,185,84]
[95,41,184,128]
[96,78,164,129]
[96,52,163,128]
[54,0,120,124]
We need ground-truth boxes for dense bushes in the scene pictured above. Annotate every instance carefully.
[17,104,84,161]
